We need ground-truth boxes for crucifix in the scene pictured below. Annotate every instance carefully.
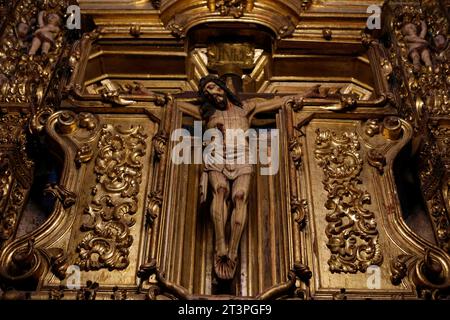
[131,42,325,282]
[174,43,324,280]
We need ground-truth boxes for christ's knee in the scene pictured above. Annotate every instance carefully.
[233,191,248,207]
[213,186,229,199]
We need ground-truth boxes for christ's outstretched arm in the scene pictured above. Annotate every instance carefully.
[248,84,324,118]
[127,82,202,119]
[175,101,202,120]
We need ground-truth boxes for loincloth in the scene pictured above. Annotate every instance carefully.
[408,44,428,55]
[203,141,254,180]
[204,163,253,180]
[34,31,55,43]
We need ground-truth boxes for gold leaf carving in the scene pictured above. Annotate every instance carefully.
[43,183,76,209]
[291,197,307,228]
[364,119,380,137]
[76,124,147,271]
[207,0,254,18]
[76,281,99,300]
[152,131,168,160]
[314,129,383,273]
[389,2,450,117]
[390,254,409,285]
[367,149,386,175]
[146,190,163,226]
[75,144,94,168]
[0,0,69,104]
[288,137,303,169]
[0,114,33,243]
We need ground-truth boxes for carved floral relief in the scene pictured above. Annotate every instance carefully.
[314,130,383,273]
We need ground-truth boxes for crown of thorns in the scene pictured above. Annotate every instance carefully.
[198,75,243,108]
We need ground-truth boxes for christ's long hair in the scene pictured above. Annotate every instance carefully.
[198,75,243,119]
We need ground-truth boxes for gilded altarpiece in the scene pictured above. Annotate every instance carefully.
[0,0,449,300]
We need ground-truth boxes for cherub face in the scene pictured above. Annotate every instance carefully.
[17,22,29,39]
[434,34,447,50]
[403,23,418,35]
[47,13,61,26]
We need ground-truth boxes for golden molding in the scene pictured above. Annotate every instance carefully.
[160,0,308,39]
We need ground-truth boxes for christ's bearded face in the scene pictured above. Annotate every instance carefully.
[203,81,228,110]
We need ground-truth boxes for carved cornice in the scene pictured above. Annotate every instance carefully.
[159,0,308,39]
[79,0,384,43]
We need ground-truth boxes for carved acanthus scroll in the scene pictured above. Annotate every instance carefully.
[314,130,383,273]
[76,125,147,271]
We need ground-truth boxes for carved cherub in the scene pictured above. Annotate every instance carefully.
[28,11,61,56]
[14,21,32,51]
[402,20,432,72]
[433,34,448,63]
[16,22,31,40]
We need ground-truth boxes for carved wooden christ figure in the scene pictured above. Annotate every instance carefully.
[177,75,322,280]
